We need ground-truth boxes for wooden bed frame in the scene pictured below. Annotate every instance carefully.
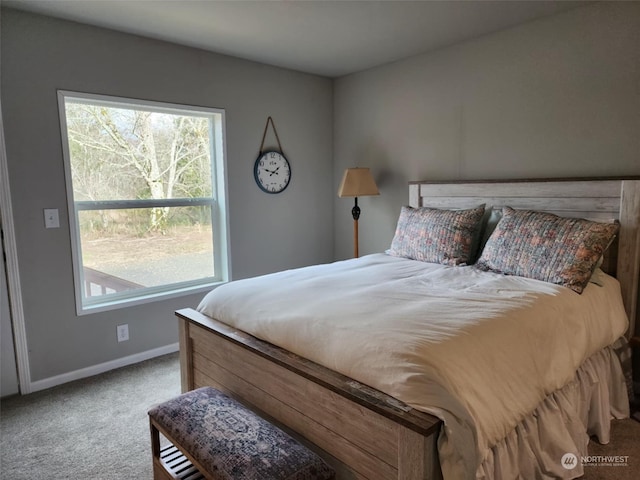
[176,178,640,480]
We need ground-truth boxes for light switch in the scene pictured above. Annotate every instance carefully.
[44,209,60,229]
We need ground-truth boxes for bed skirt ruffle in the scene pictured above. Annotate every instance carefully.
[476,337,630,479]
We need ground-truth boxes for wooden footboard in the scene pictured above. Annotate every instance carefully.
[176,308,442,480]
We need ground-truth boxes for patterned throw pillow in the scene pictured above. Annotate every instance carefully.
[475,207,619,293]
[389,205,485,266]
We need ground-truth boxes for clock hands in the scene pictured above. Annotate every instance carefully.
[264,166,280,176]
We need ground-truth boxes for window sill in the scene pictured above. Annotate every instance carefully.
[77,281,227,316]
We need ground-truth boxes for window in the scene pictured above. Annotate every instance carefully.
[58,91,229,314]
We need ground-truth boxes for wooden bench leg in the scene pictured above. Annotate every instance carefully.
[150,418,206,480]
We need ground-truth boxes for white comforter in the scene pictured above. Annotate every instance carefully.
[197,253,628,480]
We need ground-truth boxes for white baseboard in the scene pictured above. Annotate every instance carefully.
[28,343,179,393]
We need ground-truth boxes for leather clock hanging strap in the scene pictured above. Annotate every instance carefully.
[258,116,283,155]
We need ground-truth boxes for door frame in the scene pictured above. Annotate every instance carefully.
[0,100,32,394]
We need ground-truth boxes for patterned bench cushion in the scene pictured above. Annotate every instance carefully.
[148,387,335,480]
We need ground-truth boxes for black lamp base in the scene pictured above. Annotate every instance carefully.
[351,197,360,220]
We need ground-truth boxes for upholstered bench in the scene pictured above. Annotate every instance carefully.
[149,386,335,480]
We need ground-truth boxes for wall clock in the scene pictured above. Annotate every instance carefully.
[254,116,290,194]
[254,150,291,194]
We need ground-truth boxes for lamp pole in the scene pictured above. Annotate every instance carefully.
[352,197,360,258]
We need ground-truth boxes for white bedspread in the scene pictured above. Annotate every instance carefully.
[197,253,628,480]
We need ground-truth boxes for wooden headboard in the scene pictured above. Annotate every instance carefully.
[409,178,640,339]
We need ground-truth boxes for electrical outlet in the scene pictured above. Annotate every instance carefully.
[117,324,129,342]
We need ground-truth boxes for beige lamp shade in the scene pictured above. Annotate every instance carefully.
[337,168,379,197]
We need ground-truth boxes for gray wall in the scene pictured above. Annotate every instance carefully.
[1,9,333,383]
[333,2,640,260]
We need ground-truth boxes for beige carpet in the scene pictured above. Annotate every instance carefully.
[581,417,640,480]
[0,353,181,479]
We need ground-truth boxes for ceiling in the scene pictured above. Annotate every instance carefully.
[3,0,587,77]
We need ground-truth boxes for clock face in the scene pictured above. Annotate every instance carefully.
[254,151,291,194]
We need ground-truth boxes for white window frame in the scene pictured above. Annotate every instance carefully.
[57,91,230,315]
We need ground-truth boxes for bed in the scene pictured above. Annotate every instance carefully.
[176,178,640,480]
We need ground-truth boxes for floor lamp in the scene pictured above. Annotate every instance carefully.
[338,168,379,258]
